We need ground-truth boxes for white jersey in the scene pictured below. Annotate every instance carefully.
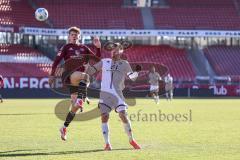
[164,76,173,84]
[101,58,133,93]
[100,58,113,93]
[86,58,138,112]
[164,76,173,90]
[100,58,134,110]
[149,72,161,86]
[86,58,136,106]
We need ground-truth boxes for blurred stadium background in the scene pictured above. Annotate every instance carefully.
[0,0,240,98]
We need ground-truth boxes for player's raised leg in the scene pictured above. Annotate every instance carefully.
[60,71,89,141]
[118,110,141,149]
[70,71,89,107]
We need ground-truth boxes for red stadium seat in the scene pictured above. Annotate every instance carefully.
[203,45,240,77]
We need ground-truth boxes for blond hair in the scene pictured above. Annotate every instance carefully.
[68,26,80,34]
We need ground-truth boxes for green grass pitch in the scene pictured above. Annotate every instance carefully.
[0,99,240,160]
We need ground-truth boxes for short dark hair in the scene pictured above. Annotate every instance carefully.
[68,26,80,34]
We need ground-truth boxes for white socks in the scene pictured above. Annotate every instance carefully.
[154,95,159,104]
[166,93,169,100]
[123,122,133,141]
[156,96,159,104]
[102,123,110,144]
[102,122,133,144]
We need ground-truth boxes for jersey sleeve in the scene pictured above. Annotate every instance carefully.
[50,45,66,76]
[125,61,138,81]
[148,73,152,83]
[0,79,3,88]
[85,45,101,58]
[125,61,133,74]
[86,60,103,76]
[157,73,162,80]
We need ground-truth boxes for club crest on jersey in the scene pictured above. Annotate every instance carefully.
[75,50,81,56]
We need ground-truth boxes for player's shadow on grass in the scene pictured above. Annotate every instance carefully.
[0,113,53,116]
[0,149,45,154]
[0,148,132,157]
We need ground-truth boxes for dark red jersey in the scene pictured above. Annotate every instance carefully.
[0,76,4,88]
[50,43,101,76]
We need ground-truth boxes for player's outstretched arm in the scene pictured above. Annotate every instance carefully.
[49,46,65,85]
[86,60,103,76]
[127,63,142,81]
[86,37,101,58]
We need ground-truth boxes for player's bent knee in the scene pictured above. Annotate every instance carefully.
[69,86,78,94]
[84,74,90,82]
[70,71,87,85]
[119,111,128,123]
[101,113,109,123]
[71,106,79,113]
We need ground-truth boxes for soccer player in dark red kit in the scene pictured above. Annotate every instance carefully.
[48,26,101,141]
[0,75,4,103]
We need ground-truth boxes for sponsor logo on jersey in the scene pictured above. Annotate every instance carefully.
[57,51,61,56]
[75,50,81,56]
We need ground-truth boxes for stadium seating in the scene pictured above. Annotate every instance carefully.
[33,0,143,29]
[0,0,47,27]
[0,44,51,77]
[101,45,196,81]
[0,63,51,77]
[152,0,240,30]
[203,45,240,76]
[0,44,42,56]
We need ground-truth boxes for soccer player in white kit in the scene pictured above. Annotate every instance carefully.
[164,74,173,100]
[0,75,4,103]
[148,66,161,104]
[87,42,141,151]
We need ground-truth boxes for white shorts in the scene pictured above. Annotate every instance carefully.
[150,85,159,92]
[99,90,128,113]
